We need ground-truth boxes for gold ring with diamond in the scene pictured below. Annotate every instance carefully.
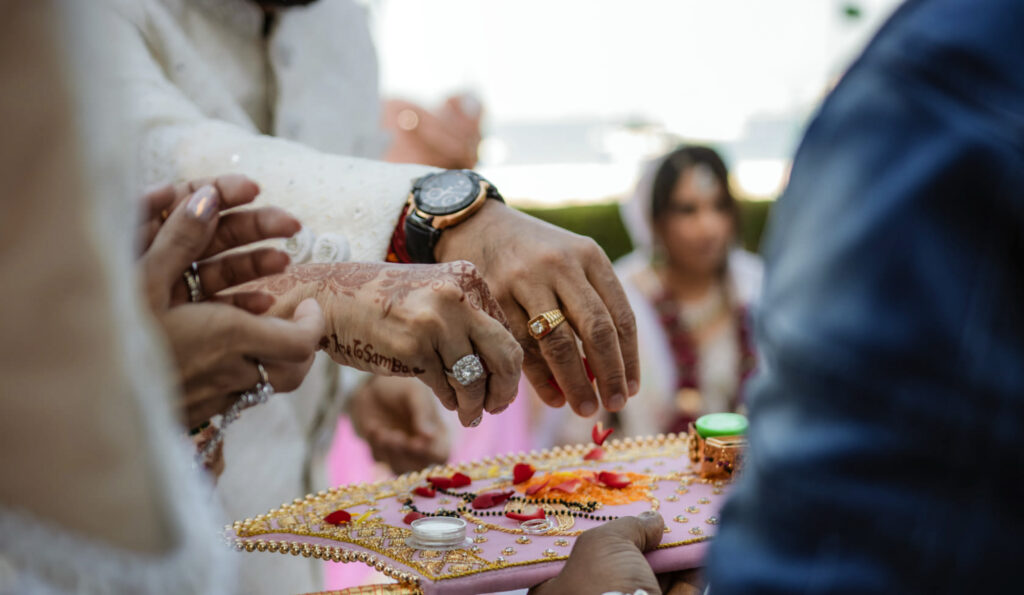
[527,309,566,340]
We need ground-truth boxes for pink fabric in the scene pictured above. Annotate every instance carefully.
[246,407,721,594]
[323,379,534,590]
[324,417,381,589]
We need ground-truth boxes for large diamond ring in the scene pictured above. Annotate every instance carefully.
[183,262,203,303]
[447,354,486,386]
[527,309,566,340]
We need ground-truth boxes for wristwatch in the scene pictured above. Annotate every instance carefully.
[404,169,503,263]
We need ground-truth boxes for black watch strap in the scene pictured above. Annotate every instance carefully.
[404,210,442,264]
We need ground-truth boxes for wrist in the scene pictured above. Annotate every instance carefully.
[434,198,506,262]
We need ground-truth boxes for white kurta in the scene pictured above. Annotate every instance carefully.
[94,1,437,592]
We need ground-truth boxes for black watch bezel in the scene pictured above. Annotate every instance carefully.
[411,170,484,216]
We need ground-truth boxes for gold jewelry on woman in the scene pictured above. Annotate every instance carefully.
[527,309,567,340]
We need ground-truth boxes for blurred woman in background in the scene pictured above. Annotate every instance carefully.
[549,145,762,444]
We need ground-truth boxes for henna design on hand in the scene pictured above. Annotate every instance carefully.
[319,333,425,375]
[258,263,383,297]
[376,261,510,327]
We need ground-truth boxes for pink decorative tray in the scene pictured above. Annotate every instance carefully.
[227,433,728,594]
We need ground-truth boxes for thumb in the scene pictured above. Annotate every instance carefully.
[143,184,220,298]
[605,512,666,553]
[290,297,326,342]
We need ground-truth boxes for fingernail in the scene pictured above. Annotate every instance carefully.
[628,379,639,396]
[639,510,658,520]
[469,415,482,427]
[187,184,219,221]
[608,394,625,411]
[547,377,564,396]
[579,400,597,417]
[491,404,509,415]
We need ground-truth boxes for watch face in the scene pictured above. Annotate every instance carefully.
[417,171,478,215]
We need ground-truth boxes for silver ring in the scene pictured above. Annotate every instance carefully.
[255,360,270,385]
[447,354,486,386]
[520,518,555,534]
[183,262,203,302]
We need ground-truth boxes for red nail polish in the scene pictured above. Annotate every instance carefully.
[547,376,563,396]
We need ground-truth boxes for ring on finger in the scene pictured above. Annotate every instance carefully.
[527,308,566,340]
[445,353,487,386]
[183,262,204,303]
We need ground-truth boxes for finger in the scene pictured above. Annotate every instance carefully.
[404,108,469,162]
[141,182,177,222]
[200,207,301,259]
[138,183,178,252]
[584,251,641,397]
[141,184,221,299]
[414,368,458,413]
[505,304,565,408]
[198,248,290,296]
[556,270,629,412]
[211,174,261,209]
[438,338,487,428]
[170,174,261,213]
[512,286,598,417]
[180,376,245,428]
[231,298,325,362]
[263,351,316,394]
[466,312,522,414]
[596,512,666,553]
[206,291,275,315]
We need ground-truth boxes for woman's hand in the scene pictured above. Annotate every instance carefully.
[349,375,450,474]
[138,174,303,313]
[160,300,325,429]
[251,260,523,427]
[529,512,666,595]
[138,176,326,430]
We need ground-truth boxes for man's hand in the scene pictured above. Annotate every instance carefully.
[529,512,665,595]
[252,260,523,427]
[436,200,640,417]
[349,375,450,474]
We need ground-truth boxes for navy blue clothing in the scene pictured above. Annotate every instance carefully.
[707,1,1024,592]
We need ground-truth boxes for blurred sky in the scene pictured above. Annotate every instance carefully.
[368,0,904,204]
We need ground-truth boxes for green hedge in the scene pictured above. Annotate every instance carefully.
[518,200,774,263]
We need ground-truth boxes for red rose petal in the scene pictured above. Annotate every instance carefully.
[583,446,605,461]
[413,486,437,498]
[591,422,614,446]
[525,479,549,496]
[553,478,582,493]
[403,511,425,525]
[513,463,535,485]
[597,471,632,489]
[450,472,472,488]
[583,357,596,383]
[323,510,351,526]
[472,490,514,510]
[506,507,546,522]
[427,476,453,490]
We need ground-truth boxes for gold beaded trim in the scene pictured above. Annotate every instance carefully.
[229,433,714,586]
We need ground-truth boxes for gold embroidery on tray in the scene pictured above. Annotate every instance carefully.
[230,433,713,586]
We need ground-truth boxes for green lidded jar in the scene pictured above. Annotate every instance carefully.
[694,413,748,438]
